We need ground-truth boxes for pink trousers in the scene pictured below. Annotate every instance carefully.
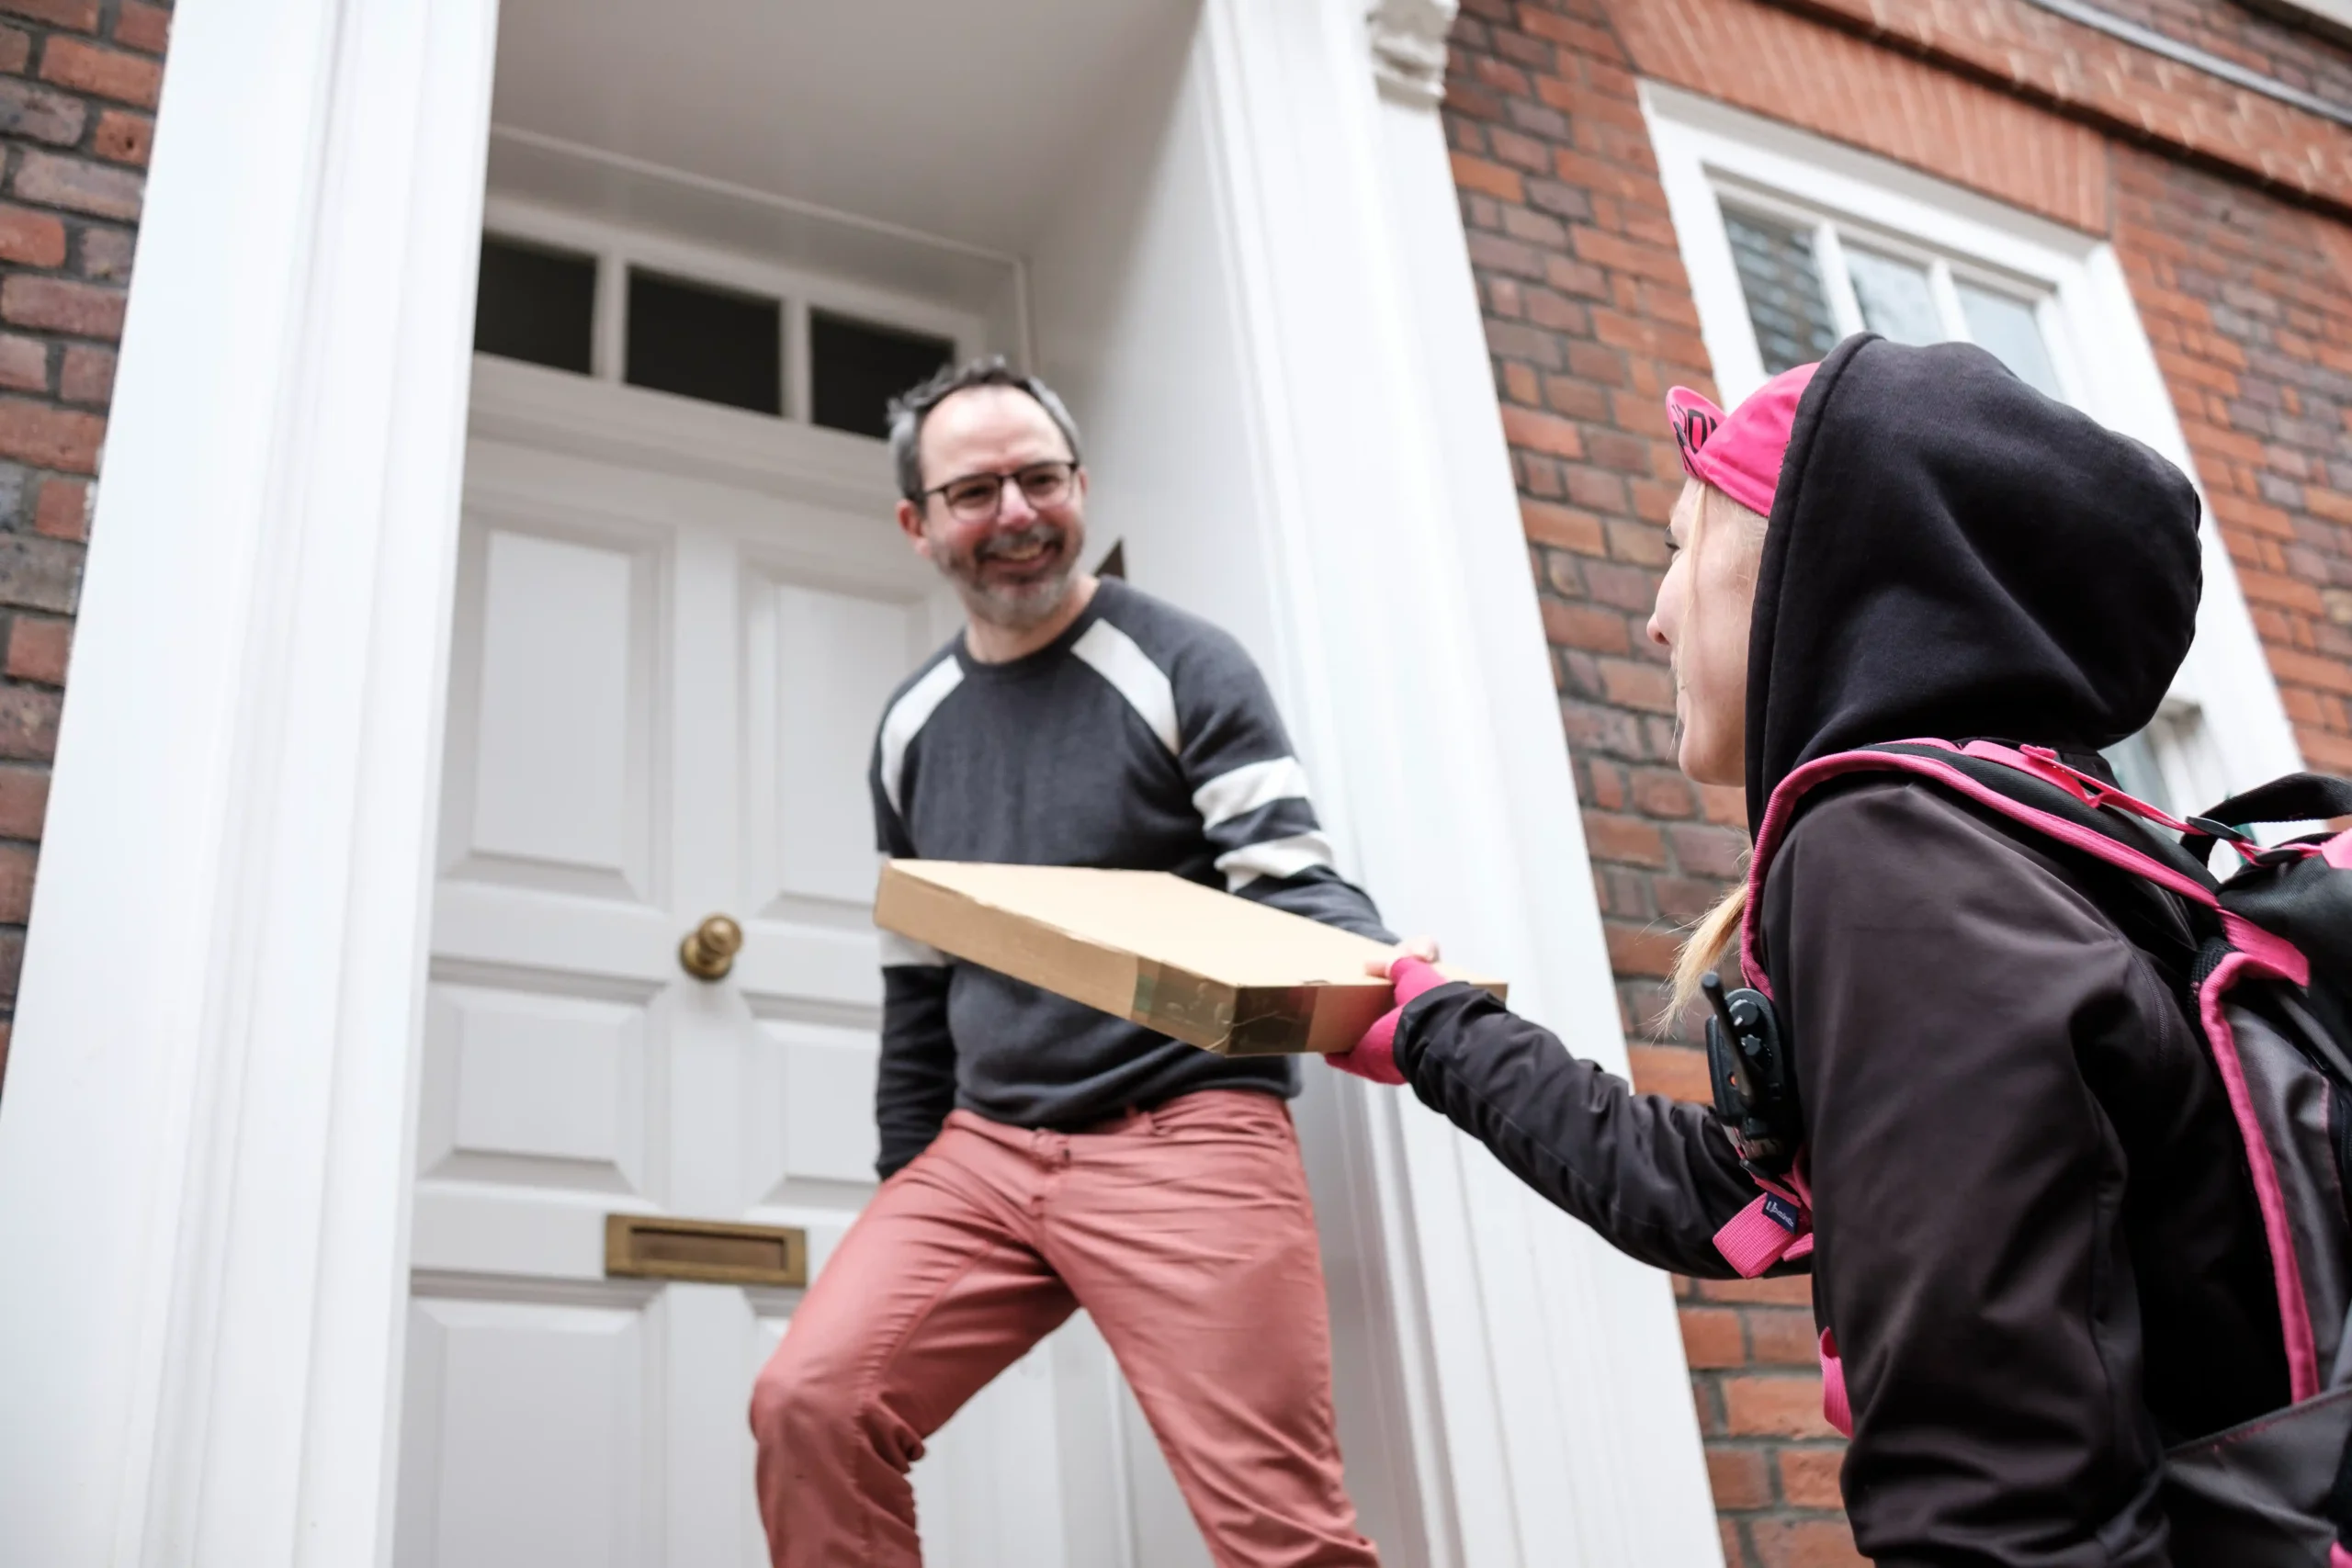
[748,1089,1378,1567]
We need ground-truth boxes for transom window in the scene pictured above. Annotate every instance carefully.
[470,222,961,440]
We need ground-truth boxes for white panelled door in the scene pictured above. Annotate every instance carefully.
[395,413,1182,1568]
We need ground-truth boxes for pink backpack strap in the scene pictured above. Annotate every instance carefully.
[1819,1328,1852,1438]
[1738,739,2227,995]
[1714,1188,1809,1278]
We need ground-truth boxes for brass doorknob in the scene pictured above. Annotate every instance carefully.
[679,914,743,980]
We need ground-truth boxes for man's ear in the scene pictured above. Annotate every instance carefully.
[895,499,933,559]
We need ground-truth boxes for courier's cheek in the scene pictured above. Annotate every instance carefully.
[1679,545,1758,787]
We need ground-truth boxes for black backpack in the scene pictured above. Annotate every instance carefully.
[1702,739,2352,1566]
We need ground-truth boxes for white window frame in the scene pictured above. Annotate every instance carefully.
[1642,81,2304,815]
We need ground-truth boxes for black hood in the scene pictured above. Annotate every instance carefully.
[1746,334,2203,828]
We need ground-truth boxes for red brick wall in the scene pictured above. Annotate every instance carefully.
[2114,149,2352,774]
[1613,0,2115,232]
[0,0,167,1089]
[2126,0,2352,107]
[1444,0,2352,1562]
[1763,0,2352,208]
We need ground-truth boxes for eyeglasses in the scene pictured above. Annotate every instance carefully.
[922,460,1079,523]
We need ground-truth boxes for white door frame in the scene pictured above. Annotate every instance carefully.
[0,1,1717,1564]
[1201,5,1715,1564]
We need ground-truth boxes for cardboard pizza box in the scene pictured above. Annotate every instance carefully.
[874,859,1507,1057]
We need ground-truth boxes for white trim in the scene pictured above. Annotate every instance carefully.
[468,354,897,513]
[591,248,626,382]
[1190,4,1724,1561]
[1070,620,1181,754]
[1193,754,1312,829]
[1643,81,2303,799]
[1366,0,1460,107]
[0,0,498,1559]
[877,658,967,816]
[1216,830,1337,890]
[490,121,1026,268]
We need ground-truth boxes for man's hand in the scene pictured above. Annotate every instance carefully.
[1327,939,1447,1085]
[1364,935,1441,976]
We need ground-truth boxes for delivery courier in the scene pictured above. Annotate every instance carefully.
[747,357,1394,1568]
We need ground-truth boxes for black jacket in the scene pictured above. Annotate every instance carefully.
[1398,337,2285,1566]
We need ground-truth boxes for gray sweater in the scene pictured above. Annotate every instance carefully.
[869,578,1391,1177]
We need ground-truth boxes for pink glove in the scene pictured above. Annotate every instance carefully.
[1327,954,1449,1085]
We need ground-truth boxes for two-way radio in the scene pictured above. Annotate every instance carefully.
[1701,971,1802,1179]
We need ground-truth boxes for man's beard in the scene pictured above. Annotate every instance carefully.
[936,520,1082,631]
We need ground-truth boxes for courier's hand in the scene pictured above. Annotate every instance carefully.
[1327,940,1446,1086]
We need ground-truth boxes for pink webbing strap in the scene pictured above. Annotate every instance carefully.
[1739,742,2227,996]
[2201,949,2322,1401]
[1714,1167,1815,1275]
[2331,1542,2352,1568]
[1964,740,2260,856]
[1715,1190,1808,1278]
[1819,1328,1852,1438]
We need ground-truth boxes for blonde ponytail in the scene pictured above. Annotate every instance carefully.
[1665,878,1748,1025]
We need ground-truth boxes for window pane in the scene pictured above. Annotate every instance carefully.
[1958,283,2063,400]
[625,269,783,416]
[809,311,955,440]
[1843,249,1941,345]
[1722,209,1840,375]
[2101,729,2172,813]
[474,236,595,375]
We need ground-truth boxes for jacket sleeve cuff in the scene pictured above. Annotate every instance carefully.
[1393,981,1473,1084]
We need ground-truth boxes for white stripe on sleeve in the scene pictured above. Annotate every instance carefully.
[1071,620,1180,754]
[879,930,947,967]
[1192,756,1311,830]
[1215,831,1336,892]
[877,658,966,815]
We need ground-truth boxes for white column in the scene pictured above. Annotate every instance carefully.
[0,0,497,1561]
[1197,1,1723,1561]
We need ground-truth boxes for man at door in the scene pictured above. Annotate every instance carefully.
[749,358,1389,1567]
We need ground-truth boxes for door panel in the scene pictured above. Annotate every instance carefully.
[741,563,932,919]
[419,977,650,1194]
[401,1291,654,1568]
[744,1011,882,1200]
[912,1338,1080,1568]
[444,518,664,901]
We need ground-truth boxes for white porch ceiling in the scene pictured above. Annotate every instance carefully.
[490,0,1189,256]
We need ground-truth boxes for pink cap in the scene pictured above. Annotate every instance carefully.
[1666,360,1819,519]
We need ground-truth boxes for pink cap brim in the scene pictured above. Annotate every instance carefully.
[1666,362,1819,519]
